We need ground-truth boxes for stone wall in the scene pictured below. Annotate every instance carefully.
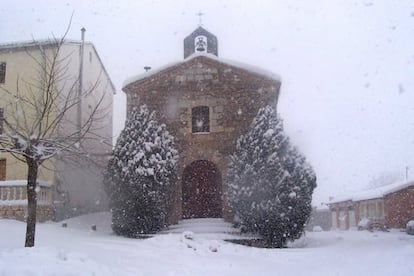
[0,181,54,222]
[124,55,281,223]
[0,204,53,222]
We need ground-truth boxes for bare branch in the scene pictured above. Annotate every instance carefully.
[0,14,114,247]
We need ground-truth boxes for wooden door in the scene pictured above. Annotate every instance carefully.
[182,160,222,218]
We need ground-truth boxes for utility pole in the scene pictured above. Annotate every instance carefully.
[406,166,409,181]
[77,27,86,136]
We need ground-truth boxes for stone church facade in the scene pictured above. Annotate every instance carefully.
[123,27,281,223]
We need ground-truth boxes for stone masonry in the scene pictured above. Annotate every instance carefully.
[123,54,281,223]
[0,183,54,222]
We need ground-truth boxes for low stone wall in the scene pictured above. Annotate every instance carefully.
[0,180,54,222]
[0,204,53,222]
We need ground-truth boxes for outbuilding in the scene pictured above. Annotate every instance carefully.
[328,180,414,230]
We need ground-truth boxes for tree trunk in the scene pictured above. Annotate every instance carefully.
[25,159,39,247]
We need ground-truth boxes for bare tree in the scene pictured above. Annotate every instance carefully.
[0,27,111,247]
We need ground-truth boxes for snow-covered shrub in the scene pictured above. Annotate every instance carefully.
[312,226,323,232]
[227,105,316,247]
[104,105,178,237]
[406,220,414,235]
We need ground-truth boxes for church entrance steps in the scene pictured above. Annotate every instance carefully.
[159,218,262,241]
[164,218,240,234]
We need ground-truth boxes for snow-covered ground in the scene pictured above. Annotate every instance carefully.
[1,213,413,276]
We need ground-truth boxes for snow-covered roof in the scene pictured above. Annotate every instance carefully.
[352,186,388,201]
[0,39,86,51]
[0,180,52,187]
[383,180,414,195]
[187,26,216,38]
[122,52,281,89]
[327,196,353,205]
[0,39,116,93]
[329,180,414,204]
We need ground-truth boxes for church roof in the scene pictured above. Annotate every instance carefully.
[122,52,281,89]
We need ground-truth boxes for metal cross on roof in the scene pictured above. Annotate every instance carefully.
[196,11,204,26]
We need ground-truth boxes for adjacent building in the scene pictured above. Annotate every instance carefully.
[0,37,115,221]
[328,180,414,230]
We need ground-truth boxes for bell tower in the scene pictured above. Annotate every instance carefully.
[183,26,218,59]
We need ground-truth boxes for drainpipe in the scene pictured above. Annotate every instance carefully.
[77,27,86,136]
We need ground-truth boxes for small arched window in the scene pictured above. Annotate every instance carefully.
[192,106,209,133]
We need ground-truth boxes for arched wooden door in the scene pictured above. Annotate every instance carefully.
[182,160,222,218]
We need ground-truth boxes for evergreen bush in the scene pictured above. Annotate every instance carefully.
[228,105,316,247]
[104,105,178,237]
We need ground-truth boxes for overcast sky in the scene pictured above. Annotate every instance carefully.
[1,0,413,205]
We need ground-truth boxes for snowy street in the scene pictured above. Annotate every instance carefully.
[1,1,413,275]
[1,213,413,276]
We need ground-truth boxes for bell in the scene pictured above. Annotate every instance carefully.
[196,45,205,52]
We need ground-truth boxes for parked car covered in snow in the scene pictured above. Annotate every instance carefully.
[407,220,414,235]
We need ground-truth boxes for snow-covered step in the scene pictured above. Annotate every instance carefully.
[162,218,240,234]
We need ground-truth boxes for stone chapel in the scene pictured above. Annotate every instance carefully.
[122,26,281,223]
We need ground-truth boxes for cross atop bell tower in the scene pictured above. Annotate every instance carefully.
[183,26,218,59]
[196,11,204,26]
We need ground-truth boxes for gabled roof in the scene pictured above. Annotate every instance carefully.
[383,180,414,195]
[187,26,216,39]
[0,39,116,93]
[0,39,85,51]
[122,52,281,89]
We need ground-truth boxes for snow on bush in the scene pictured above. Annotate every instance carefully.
[104,105,178,237]
[407,220,414,235]
[227,105,316,247]
[182,231,195,240]
[313,226,323,232]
